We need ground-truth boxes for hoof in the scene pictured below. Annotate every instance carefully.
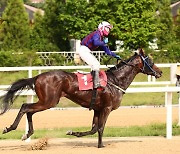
[2,127,8,134]
[98,145,105,148]
[66,130,73,135]
[21,134,28,141]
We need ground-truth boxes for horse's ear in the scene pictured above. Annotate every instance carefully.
[134,52,138,56]
[138,48,145,56]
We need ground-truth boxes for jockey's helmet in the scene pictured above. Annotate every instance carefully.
[98,21,113,36]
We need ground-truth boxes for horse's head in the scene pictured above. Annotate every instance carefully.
[135,49,162,78]
[108,49,162,80]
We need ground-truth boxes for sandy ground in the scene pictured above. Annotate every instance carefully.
[0,137,180,154]
[0,107,180,153]
[0,107,179,129]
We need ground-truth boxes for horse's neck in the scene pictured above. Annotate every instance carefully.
[112,65,139,90]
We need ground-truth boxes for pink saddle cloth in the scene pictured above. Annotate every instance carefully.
[75,70,107,90]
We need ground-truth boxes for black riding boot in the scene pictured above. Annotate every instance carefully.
[89,70,100,110]
[92,70,101,89]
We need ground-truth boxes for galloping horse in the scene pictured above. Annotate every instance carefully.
[0,49,162,148]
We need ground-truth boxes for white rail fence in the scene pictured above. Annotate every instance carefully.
[0,63,180,140]
[0,63,179,87]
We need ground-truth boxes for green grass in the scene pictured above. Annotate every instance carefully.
[9,91,179,109]
[132,67,170,82]
[0,71,28,85]
[0,71,41,85]
[0,122,180,140]
[121,92,179,106]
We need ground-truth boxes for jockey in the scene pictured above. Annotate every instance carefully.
[79,21,121,89]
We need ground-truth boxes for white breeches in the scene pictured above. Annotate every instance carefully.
[79,45,100,71]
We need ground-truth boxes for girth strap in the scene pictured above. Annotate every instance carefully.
[89,89,97,110]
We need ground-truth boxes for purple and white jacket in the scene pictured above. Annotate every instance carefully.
[81,30,117,57]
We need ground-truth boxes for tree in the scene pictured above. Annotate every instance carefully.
[44,0,158,51]
[156,0,175,49]
[29,11,57,52]
[170,0,179,4]
[110,0,158,49]
[44,0,90,51]
[174,10,180,42]
[152,0,180,63]
[0,0,7,17]
[0,0,7,8]
[0,0,30,51]
[23,0,30,3]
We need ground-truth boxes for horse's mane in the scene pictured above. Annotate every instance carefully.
[107,52,138,72]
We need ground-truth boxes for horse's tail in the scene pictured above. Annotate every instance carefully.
[0,76,38,115]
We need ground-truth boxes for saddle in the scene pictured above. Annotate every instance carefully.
[75,70,107,90]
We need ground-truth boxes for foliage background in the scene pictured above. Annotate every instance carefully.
[0,0,179,66]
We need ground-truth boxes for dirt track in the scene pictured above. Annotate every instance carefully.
[0,107,180,154]
[0,137,180,154]
[0,107,179,129]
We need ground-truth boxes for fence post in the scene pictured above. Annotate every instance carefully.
[170,64,177,84]
[148,75,151,82]
[178,92,180,126]
[165,92,172,139]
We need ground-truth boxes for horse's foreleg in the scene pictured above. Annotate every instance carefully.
[2,103,28,134]
[98,107,111,148]
[66,110,99,137]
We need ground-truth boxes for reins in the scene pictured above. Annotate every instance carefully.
[105,57,132,93]
[104,54,157,93]
[121,60,135,67]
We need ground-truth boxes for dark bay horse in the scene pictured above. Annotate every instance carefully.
[0,49,162,148]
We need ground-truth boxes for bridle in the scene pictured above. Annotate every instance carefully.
[139,54,157,77]
[120,54,157,76]
[106,53,158,93]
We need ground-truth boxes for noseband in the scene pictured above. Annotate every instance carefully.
[139,54,157,77]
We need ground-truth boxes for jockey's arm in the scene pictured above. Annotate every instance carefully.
[102,46,117,57]
[92,33,117,57]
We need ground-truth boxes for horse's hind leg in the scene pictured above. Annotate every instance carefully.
[20,102,53,140]
[21,112,34,140]
[3,103,29,134]
[3,101,51,140]
[66,110,99,137]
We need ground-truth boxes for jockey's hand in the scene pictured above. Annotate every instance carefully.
[115,55,121,60]
[103,37,108,44]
